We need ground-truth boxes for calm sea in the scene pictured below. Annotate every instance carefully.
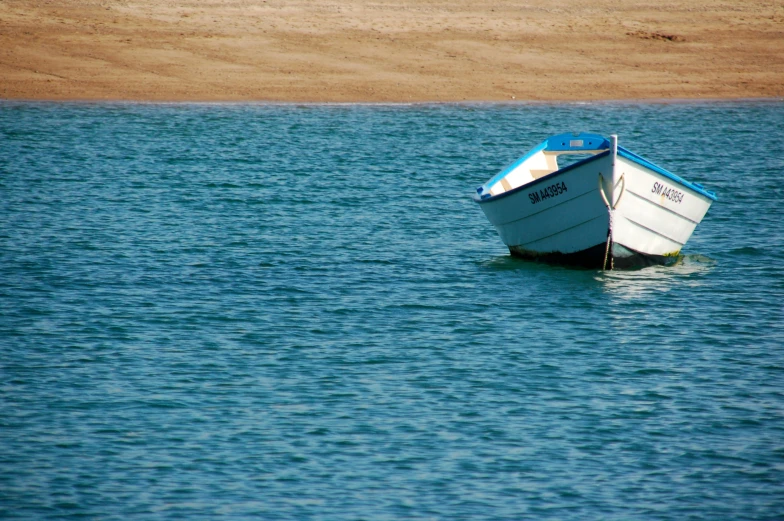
[1,101,783,520]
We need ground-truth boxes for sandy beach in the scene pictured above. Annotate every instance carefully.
[1,0,782,102]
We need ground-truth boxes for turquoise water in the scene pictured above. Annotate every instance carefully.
[1,101,783,520]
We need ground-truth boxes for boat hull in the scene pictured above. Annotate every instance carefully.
[610,152,714,263]
[478,152,613,257]
[475,147,714,269]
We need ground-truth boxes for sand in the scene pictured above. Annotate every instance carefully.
[1,0,782,103]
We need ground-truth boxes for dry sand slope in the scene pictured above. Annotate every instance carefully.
[1,0,782,102]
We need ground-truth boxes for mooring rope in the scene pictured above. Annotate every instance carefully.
[604,211,614,271]
[598,174,625,271]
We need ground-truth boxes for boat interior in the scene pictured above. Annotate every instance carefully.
[476,133,610,199]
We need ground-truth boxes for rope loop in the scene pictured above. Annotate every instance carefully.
[598,173,626,210]
[598,173,618,271]
[613,174,626,210]
[598,174,610,207]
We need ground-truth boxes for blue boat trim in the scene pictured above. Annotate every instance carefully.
[473,150,610,203]
[617,147,718,201]
[542,132,610,152]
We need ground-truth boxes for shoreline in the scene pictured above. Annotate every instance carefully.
[2,0,782,103]
[2,97,782,106]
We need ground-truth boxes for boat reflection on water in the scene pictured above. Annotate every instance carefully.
[594,254,716,300]
[476,251,716,305]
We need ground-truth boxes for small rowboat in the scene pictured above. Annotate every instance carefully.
[473,133,717,269]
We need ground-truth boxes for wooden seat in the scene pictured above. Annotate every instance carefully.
[530,169,554,179]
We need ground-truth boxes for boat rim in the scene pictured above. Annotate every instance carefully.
[473,135,718,204]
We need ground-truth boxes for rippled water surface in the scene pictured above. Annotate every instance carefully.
[1,101,783,520]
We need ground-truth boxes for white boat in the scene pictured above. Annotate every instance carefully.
[473,133,717,269]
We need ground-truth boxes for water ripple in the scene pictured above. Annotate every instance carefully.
[1,101,783,520]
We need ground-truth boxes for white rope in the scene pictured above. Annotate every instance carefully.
[598,174,610,207]
[598,173,622,271]
[606,211,614,270]
[602,135,623,270]
[613,174,626,210]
